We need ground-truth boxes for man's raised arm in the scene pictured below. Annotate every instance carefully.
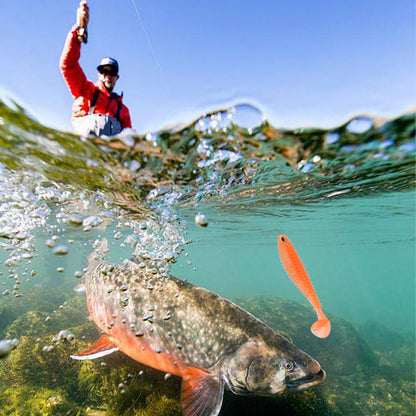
[59,1,92,98]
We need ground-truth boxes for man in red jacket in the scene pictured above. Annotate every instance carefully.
[60,1,132,137]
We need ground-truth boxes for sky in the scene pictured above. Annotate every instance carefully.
[0,0,414,134]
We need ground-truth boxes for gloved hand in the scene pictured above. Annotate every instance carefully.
[76,1,89,43]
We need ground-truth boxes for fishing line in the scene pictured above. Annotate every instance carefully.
[129,0,163,73]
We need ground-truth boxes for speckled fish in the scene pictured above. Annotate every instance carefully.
[72,241,326,416]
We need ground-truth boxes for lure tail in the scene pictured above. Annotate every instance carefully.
[278,235,331,338]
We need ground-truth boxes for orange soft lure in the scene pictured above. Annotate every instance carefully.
[278,235,331,338]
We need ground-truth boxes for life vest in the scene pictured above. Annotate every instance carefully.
[72,88,123,137]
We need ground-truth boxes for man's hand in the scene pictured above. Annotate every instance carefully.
[76,1,89,43]
[77,1,89,28]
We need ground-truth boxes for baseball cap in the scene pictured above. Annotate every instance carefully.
[97,57,119,74]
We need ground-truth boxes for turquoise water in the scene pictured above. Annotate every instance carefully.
[174,191,415,334]
[0,99,415,415]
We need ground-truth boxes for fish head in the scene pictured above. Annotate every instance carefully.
[223,339,325,397]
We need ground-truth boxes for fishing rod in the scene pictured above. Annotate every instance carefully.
[77,0,89,44]
[77,0,162,71]
[129,0,163,73]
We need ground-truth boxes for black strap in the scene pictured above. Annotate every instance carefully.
[89,88,100,115]
[89,88,122,123]
[116,100,123,123]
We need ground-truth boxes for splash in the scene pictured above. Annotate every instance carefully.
[0,97,414,298]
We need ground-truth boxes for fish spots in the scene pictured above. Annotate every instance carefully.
[142,313,153,323]
[88,259,250,374]
[101,264,114,276]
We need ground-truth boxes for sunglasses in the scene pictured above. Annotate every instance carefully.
[99,68,118,77]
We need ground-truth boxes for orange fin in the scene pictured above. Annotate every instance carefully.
[181,367,224,416]
[71,334,119,361]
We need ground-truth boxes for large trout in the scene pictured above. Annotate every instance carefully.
[73,242,326,416]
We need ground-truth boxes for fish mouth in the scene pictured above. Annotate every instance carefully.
[286,369,326,390]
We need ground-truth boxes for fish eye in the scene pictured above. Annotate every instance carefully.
[281,236,286,242]
[284,361,294,372]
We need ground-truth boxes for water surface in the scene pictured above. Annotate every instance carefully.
[0,99,414,415]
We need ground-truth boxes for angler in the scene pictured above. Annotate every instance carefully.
[60,1,132,137]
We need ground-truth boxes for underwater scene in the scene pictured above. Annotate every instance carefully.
[0,98,415,416]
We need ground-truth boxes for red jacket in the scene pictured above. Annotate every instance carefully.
[60,26,132,130]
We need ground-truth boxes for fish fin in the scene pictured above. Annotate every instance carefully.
[181,367,224,416]
[70,334,119,361]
